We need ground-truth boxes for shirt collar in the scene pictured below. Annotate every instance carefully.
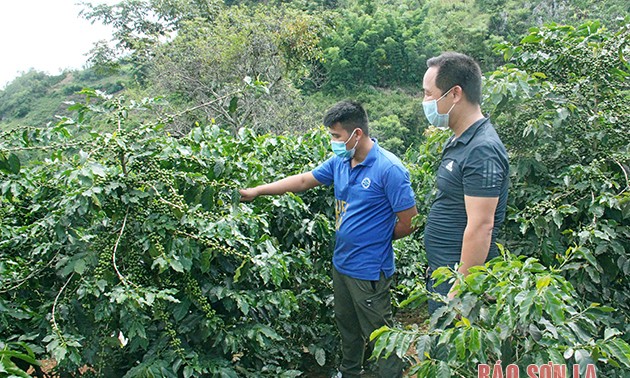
[345,138,378,167]
[447,117,488,147]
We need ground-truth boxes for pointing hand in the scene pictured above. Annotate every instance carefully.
[239,188,259,202]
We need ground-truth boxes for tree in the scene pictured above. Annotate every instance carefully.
[372,250,630,376]
[80,0,223,83]
[148,5,327,135]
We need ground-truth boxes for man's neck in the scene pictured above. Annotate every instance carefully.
[451,106,485,137]
[351,138,374,167]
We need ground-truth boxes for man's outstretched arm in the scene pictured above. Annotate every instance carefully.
[239,172,322,202]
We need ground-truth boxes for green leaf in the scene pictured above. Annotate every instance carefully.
[547,348,564,365]
[399,289,427,307]
[234,294,250,316]
[529,323,542,341]
[536,275,552,291]
[183,365,194,378]
[455,330,466,360]
[521,34,543,43]
[0,154,9,173]
[436,361,450,378]
[258,325,282,341]
[90,163,107,177]
[468,328,481,353]
[73,259,87,274]
[201,249,214,273]
[231,188,241,212]
[49,342,68,362]
[415,334,432,361]
[0,350,39,366]
[214,159,225,178]
[169,258,184,273]
[370,326,390,341]
[233,259,247,283]
[394,332,412,359]
[228,96,238,114]
[603,338,630,368]
[574,349,595,374]
[7,153,20,174]
[543,290,565,323]
[518,290,536,320]
[604,328,622,341]
[314,347,326,366]
[172,300,191,322]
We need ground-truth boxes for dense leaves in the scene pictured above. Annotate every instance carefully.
[372,248,630,377]
[0,341,39,377]
[0,90,339,376]
[487,22,630,318]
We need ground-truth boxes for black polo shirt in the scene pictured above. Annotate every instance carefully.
[424,117,509,270]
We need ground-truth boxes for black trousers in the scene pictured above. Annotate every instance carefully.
[332,267,405,378]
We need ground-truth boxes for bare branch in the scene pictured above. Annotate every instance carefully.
[1,141,88,152]
[112,207,135,287]
[150,184,186,211]
[51,272,75,344]
[0,251,61,294]
[613,158,629,194]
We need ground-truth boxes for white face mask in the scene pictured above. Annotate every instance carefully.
[422,87,455,130]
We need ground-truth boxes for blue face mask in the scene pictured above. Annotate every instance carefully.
[331,129,358,158]
[422,87,455,130]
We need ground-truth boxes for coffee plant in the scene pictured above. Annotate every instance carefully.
[372,248,630,377]
[0,88,340,377]
[486,21,630,319]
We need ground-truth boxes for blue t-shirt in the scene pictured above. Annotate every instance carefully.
[424,118,509,270]
[312,140,416,281]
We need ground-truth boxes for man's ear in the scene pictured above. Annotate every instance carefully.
[452,85,464,103]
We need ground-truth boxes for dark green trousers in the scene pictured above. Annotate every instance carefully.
[333,267,405,378]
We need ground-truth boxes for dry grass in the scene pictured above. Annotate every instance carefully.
[27,360,95,377]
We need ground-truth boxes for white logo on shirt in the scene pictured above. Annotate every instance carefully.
[361,177,371,189]
[445,161,454,172]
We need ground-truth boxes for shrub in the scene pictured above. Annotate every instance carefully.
[0,90,338,376]
[372,248,630,377]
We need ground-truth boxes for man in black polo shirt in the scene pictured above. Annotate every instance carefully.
[421,52,509,314]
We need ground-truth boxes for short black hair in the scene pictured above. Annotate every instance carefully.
[323,100,369,136]
[427,52,482,105]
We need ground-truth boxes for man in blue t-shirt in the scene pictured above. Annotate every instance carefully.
[239,101,417,378]
[420,52,509,314]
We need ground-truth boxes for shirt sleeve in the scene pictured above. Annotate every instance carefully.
[311,156,336,186]
[383,164,416,213]
[463,144,507,197]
